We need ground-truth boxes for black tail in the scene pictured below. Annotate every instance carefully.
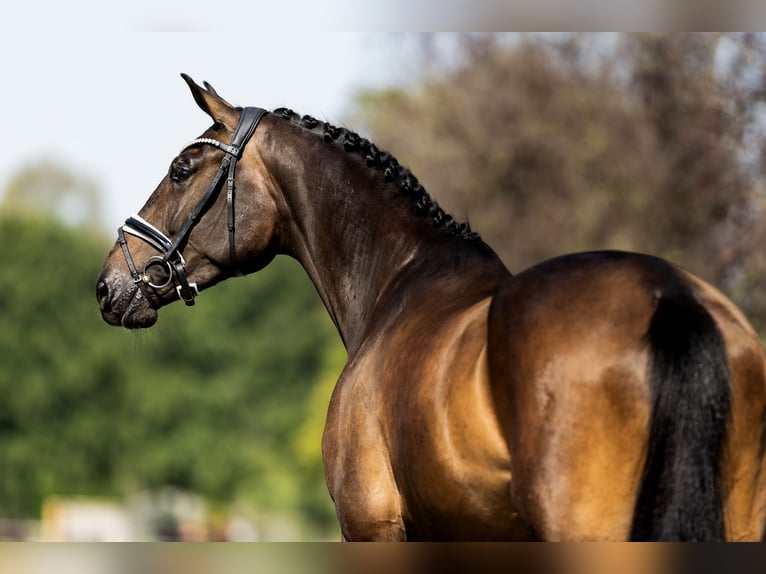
[630,286,730,541]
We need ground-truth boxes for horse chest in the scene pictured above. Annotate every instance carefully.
[322,345,522,540]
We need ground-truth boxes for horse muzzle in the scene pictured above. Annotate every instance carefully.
[96,266,159,329]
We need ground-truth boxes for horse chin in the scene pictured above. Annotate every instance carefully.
[118,288,159,329]
[121,306,159,329]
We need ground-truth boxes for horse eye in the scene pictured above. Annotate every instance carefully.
[171,165,191,183]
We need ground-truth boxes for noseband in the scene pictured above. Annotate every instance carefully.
[118,107,268,306]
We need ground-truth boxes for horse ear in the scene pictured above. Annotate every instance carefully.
[203,81,222,99]
[181,73,238,129]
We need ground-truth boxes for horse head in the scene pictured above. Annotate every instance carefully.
[96,75,280,328]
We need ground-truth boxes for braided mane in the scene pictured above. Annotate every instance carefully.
[272,108,480,242]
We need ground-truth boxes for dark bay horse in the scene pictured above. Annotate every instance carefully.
[96,75,766,541]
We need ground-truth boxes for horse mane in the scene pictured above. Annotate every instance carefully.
[272,108,481,243]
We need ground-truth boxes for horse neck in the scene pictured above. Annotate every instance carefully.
[262,116,508,352]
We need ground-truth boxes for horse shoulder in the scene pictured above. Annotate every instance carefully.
[324,292,526,539]
[321,348,407,540]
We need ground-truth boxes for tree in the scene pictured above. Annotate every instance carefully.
[0,211,126,517]
[0,161,344,537]
[118,257,342,532]
[3,158,103,229]
[351,33,766,332]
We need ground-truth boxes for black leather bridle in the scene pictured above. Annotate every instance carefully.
[118,107,268,306]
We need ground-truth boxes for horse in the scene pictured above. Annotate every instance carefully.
[96,74,766,541]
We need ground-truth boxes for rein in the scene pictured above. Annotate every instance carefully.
[118,107,268,306]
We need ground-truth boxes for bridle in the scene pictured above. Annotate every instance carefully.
[117,107,268,306]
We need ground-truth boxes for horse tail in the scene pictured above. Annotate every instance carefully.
[630,284,730,541]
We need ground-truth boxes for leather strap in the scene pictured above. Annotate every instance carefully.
[118,227,152,301]
[175,107,269,274]
[230,107,267,155]
[227,159,240,275]
[164,157,232,263]
[225,107,268,276]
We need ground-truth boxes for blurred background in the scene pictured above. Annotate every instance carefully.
[2,32,766,541]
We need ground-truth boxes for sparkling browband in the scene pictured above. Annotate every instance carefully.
[181,138,240,156]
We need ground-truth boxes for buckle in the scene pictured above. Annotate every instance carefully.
[141,255,174,289]
[176,282,200,305]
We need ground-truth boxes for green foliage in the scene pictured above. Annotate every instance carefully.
[0,203,343,534]
[120,257,343,528]
[0,212,125,517]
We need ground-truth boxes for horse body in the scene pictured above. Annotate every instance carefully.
[97,76,766,540]
[326,247,766,541]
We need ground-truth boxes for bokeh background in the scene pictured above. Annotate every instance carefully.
[2,30,766,542]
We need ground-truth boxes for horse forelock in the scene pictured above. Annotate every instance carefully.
[272,107,481,243]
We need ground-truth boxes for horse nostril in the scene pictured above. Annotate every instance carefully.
[96,280,111,310]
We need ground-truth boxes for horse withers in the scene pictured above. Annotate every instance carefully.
[96,75,766,541]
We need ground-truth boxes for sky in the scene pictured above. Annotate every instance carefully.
[0,31,412,230]
[4,2,765,232]
[0,0,557,233]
